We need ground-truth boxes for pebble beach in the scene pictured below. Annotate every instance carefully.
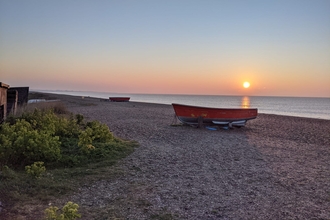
[39,94,330,219]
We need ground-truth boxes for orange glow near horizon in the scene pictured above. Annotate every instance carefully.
[2,59,330,97]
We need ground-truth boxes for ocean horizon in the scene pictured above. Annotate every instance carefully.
[34,90,330,120]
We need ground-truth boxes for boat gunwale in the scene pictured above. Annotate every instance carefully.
[171,103,258,111]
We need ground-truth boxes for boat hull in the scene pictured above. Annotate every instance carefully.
[172,103,258,126]
[109,97,130,102]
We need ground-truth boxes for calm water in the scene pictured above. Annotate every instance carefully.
[38,90,330,120]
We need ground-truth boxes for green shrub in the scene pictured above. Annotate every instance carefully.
[25,161,46,178]
[85,120,113,142]
[20,109,58,134]
[44,201,81,220]
[54,116,81,138]
[78,121,113,154]
[0,119,61,167]
[0,107,136,169]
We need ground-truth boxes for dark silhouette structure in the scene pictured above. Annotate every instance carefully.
[0,82,9,123]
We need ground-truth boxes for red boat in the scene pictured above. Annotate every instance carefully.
[109,97,130,102]
[172,103,258,127]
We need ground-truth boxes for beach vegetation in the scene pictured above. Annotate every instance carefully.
[25,161,46,179]
[45,201,81,220]
[0,108,135,168]
[0,101,137,219]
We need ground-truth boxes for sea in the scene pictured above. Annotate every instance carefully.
[36,90,330,120]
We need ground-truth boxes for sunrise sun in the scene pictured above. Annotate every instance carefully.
[243,82,250,88]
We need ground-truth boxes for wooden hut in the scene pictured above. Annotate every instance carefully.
[7,87,29,115]
[0,82,9,123]
[9,87,29,106]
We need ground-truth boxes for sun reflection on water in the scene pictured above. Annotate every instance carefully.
[241,96,250,108]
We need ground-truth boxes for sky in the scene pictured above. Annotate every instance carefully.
[1,0,329,97]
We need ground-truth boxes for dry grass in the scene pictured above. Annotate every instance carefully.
[6,102,69,122]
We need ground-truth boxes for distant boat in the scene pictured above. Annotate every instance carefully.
[172,103,258,127]
[109,97,130,102]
